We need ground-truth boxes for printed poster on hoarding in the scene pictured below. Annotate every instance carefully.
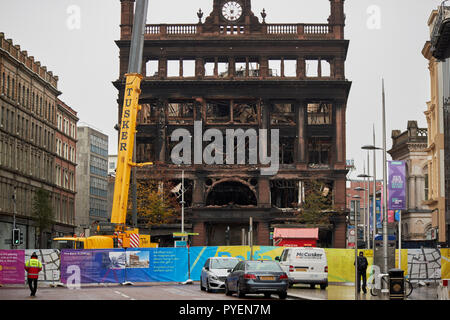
[60,249,126,284]
[0,250,24,284]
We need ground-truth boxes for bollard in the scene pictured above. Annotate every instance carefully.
[388,268,405,300]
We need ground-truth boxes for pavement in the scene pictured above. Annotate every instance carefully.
[286,283,442,300]
[0,281,445,300]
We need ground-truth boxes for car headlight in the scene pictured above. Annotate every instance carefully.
[210,275,218,280]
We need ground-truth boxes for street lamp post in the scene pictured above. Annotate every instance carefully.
[381,79,389,274]
[362,144,382,254]
[357,174,371,249]
[352,194,360,300]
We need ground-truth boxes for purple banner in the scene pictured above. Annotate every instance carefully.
[0,250,25,284]
[388,161,406,210]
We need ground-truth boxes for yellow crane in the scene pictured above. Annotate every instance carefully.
[54,0,155,249]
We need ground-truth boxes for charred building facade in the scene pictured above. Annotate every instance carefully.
[114,0,351,247]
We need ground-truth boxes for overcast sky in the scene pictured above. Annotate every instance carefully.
[0,0,443,179]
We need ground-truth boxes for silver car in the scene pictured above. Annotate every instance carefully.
[200,257,241,292]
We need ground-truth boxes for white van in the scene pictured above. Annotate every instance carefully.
[276,247,328,289]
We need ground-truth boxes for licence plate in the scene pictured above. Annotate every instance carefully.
[296,268,308,272]
[259,276,275,281]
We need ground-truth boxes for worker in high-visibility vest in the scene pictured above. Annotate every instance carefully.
[24,252,42,297]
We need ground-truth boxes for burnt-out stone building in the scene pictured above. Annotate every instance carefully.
[114,0,351,247]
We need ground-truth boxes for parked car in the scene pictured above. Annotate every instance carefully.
[276,247,328,289]
[200,257,240,292]
[225,260,289,299]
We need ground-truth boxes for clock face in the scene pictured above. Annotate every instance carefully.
[222,1,243,22]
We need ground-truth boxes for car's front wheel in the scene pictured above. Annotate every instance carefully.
[200,277,206,291]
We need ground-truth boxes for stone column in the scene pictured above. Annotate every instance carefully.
[297,101,306,164]
[192,178,205,207]
[258,178,271,208]
[328,0,345,39]
[120,0,135,39]
[156,100,167,162]
[256,221,271,246]
[192,221,206,246]
[334,102,346,170]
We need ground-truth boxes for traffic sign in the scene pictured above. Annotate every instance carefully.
[175,241,187,248]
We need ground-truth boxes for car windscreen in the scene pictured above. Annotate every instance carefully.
[245,261,282,272]
[210,259,240,269]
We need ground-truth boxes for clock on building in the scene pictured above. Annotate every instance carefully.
[222,1,243,22]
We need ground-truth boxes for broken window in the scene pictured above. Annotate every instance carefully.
[218,61,229,78]
[168,102,194,124]
[306,60,319,77]
[137,143,156,163]
[283,59,297,77]
[146,59,159,77]
[268,59,281,77]
[321,60,331,77]
[206,100,231,123]
[182,59,196,77]
[206,181,257,206]
[203,59,230,78]
[167,59,181,77]
[270,103,295,125]
[308,137,332,167]
[307,102,332,125]
[279,137,295,164]
[233,101,257,124]
[248,62,260,77]
[235,61,247,77]
[270,180,299,208]
[138,103,158,124]
[204,61,215,77]
[306,59,331,78]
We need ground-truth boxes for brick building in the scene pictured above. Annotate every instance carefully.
[115,0,351,247]
[424,6,450,246]
[388,121,433,244]
[54,99,78,235]
[0,33,77,249]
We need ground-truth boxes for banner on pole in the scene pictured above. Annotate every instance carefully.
[388,161,407,211]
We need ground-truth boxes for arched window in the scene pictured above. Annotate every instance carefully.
[206,180,257,206]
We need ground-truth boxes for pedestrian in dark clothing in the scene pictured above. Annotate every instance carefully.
[355,251,369,294]
[25,252,42,297]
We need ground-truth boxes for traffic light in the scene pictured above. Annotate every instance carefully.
[20,231,24,245]
[12,229,20,246]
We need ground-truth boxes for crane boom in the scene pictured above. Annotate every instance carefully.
[111,0,150,227]
[111,74,143,225]
[53,0,155,249]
